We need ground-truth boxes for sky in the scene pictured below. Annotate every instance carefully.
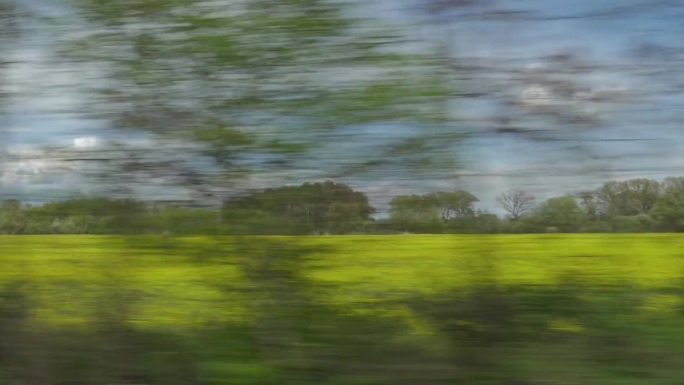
[2,0,684,215]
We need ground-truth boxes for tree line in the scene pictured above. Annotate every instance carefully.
[1,177,684,234]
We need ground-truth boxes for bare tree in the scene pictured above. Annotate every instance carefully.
[497,189,535,220]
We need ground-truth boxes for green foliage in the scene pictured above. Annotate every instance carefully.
[651,190,684,231]
[3,175,684,235]
[223,181,373,234]
[387,190,479,233]
[59,0,457,181]
[600,178,661,216]
[531,196,586,232]
[388,194,443,233]
[0,200,27,234]
[426,190,479,221]
[145,206,221,235]
[446,212,502,234]
[608,214,657,233]
[27,197,148,234]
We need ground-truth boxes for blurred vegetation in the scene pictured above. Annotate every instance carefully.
[3,177,684,235]
[50,0,460,187]
[0,235,684,384]
[2,0,684,383]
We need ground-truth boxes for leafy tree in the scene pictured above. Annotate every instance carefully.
[599,178,660,216]
[532,196,585,233]
[576,189,605,221]
[388,194,443,233]
[446,210,502,234]
[473,212,502,234]
[388,190,479,233]
[426,190,479,221]
[28,197,148,234]
[651,189,684,232]
[661,177,684,195]
[324,202,373,234]
[0,200,27,234]
[57,0,457,199]
[607,214,656,233]
[223,181,373,234]
[143,206,221,235]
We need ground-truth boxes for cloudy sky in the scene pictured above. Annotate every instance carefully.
[2,0,684,214]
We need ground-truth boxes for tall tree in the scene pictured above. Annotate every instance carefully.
[56,0,458,202]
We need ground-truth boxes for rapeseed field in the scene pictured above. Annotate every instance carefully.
[1,234,683,327]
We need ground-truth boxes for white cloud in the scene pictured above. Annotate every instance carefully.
[74,136,100,148]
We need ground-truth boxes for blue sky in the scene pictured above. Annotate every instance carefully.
[3,0,684,214]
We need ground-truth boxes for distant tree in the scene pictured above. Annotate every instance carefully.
[324,202,373,234]
[576,190,605,221]
[447,210,502,234]
[651,189,684,232]
[28,197,148,234]
[661,177,684,195]
[388,195,443,233]
[223,181,373,234]
[532,196,585,233]
[426,190,479,221]
[388,190,479,233]
[144,206,221,235]
[599,178,660,216]
[474,212,502,234]
[608,214,656,233]
[497,189,535,220]
[0,200,26,234]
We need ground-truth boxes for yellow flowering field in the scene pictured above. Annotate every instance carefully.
[0,234,683,326]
